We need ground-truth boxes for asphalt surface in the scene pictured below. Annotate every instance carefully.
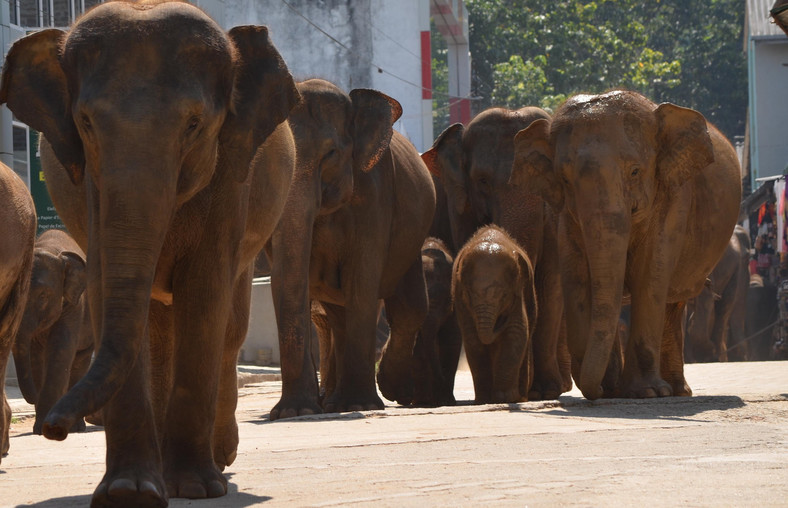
[2,361,787,507]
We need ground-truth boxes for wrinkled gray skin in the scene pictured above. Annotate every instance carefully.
[453,226,538,403]
[266,79,435,418]
[13,229,93,435]
[514,90,741,400]
[0,2,299,506]
[422,107,571,401]
[685,225,751,362]
[0,163,36,465]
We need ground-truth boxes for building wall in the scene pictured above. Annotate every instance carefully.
[224,0,431,152]
[750,38,788,183]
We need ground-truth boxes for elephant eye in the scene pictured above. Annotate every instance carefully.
[185,116,201,134]
[81,115,92,131]
[631,166,640,177]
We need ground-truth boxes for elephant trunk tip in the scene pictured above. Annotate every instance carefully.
[42,412,76,441]
[578,382,603,401]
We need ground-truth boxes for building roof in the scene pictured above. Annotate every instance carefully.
[747,0,787,39]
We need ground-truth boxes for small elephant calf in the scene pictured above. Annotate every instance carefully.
[13,229,93,435]
[453,226,537,403]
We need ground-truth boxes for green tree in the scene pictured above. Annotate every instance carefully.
[456,0,746,140]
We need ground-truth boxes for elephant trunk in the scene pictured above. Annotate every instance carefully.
[12,314,39,405]
[577,210,629,400]
[42,163,174,441]
[474,305,499,346]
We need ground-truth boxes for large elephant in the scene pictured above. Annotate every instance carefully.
[685,225,751,362]
[513,90,741,400]
[265,79,435,418]
[422,107,571,400]
[0,163,37,465]
[452,225,537,403]
[13,229,94,435]
[0,2,299,505]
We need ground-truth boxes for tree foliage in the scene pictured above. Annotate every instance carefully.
[449,0,746,140]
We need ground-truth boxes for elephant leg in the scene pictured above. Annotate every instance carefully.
[529,258,564,401]
[411,308,444,407]
[456,309,493,403]
[213,266,253,472]
[622,293,673,398]
[269,184,321,420]
[92,339,166,508]
[1,348,10,458]
[661,302,692,396]
[556,318,573,393]
[491,323,529,403]
[311,301,335,400]
[436,313,461,405]
[321,299,383,412]
[378,259,429,406]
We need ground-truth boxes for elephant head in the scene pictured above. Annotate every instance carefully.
[0,1,300,436]
[13,233,86,405]
[288,79,401,215]
[454,227,536,346]
[511,90,714,399]
[421,107,550,251]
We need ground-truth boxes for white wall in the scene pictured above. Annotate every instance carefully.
[752,39,788,181]
[224,0,431,152]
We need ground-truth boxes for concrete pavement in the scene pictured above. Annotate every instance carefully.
[2,361,787,507]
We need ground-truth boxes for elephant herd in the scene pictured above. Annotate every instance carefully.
[0,2,743,507]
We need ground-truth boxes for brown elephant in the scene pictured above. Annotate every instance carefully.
[265,79,435,418]
[12,229,94,436]
[685,225,751,362]
[422,107,571,400]
[453,225,537,403]
[0,163,37,465]
[745,274,779,361]
[513,90,741,400]
[411,237,461,407]
[0,2,299,505]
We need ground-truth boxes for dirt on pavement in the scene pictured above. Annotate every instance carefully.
[2,361,787,507]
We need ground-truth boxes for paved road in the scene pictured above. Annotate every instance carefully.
[2,362,787,507]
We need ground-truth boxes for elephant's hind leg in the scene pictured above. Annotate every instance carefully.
[378,259,430,406]
[662,302,692,397]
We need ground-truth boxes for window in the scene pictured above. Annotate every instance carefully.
[12,123,30,188]
[15,0,103,28]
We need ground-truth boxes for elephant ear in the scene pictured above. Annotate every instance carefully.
[421,123,466,216]
[655,102,714,190]
[0,29,85,185]
[61,251,87,306]
[511,118,563,213]
[349,89,402,173]
[221,25,301,182]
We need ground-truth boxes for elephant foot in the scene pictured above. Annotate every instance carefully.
[528,378,564,401]
[490,386,526,404]
[622,373,673,398]
[666,375,693,397]
[34,416,85,436]
[270,395,322,421]
[376,355,414,405]
[165,459,227,500]
[213,418,239,471]
[91,468,168,508]
[323,387,384,413]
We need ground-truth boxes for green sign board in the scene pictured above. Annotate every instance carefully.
[28,129,66,236]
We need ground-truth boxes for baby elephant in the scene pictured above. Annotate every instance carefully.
[13,229,93,435]
[453,226,537,403]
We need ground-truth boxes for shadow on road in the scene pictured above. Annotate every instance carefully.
[518,395,747,422]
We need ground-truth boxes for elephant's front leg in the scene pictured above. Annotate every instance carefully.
[491,321,530,403]
[268,183,322,420]
[323,297,384,412]
[529,255,565,401]
[378,259,429,406]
